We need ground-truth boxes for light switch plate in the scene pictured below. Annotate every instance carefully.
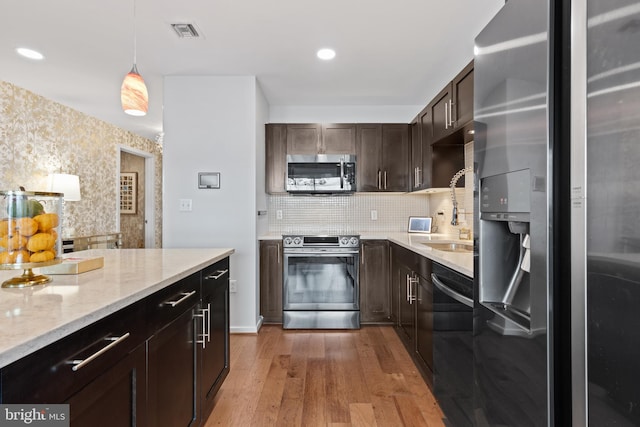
[179,199,192,211]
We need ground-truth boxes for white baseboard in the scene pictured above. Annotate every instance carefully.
[230,316,264,334]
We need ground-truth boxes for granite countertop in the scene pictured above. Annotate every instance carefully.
[0,248,234,369]
[259,232,473,278]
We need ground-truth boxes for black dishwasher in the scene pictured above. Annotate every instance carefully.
[431,262,473,427]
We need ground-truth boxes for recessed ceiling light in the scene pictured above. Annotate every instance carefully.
[16,47,44,60]
[317,48,336,60]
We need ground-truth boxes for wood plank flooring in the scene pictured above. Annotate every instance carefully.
[204,325,445,427]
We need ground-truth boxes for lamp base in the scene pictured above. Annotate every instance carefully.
[2,269,52,288]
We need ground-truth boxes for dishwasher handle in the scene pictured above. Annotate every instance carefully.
[431,273,473,308]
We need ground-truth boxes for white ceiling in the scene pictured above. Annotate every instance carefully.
[1,0,504,141]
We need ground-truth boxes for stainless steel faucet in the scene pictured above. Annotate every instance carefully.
[450,166,473,226]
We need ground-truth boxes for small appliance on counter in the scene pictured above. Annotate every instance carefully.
[408,216,432,234]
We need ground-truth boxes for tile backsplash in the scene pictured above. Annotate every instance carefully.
[268,193,430,234]
[268,141,475,237]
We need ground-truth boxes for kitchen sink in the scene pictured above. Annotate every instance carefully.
[420,242,473,253]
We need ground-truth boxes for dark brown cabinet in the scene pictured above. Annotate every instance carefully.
[199,259,230,420]
[356,124,409,192]
[147,273,200,427]
[359,240,391,323]
[431,61,474,142]
[410,107,434,190]
[66,344,147,427]
[391,243,434,384]
[285,123,356,155]
[265,124,287,194]
[260,239,283,323]
[0,258,232,427]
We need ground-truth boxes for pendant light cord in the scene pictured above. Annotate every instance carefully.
[133,0,137,66]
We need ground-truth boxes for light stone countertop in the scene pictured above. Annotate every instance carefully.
[258,232,473,278]
[0,248,234,369]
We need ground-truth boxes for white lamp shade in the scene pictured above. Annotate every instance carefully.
[48,174,81,201]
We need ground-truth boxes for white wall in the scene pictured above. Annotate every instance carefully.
[269,105,422,123]
[163,75,263,333]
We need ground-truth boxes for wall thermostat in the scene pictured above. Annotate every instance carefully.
[198,172,220,189]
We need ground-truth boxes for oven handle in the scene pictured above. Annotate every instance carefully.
[284,251,360,256]
[431,273,473,308]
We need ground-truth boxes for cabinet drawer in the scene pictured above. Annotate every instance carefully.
[201,258,229,298]
[1,299,146,404]
[147,272,200,334]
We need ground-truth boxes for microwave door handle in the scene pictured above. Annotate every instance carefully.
[340,159,344,189]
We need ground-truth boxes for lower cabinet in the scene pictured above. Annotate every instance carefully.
[200,259,230,419]
[359,240,391,323]
[66,344,147,427]
[0,257,231,427]
[259,240,283,323]
[391,243,434,384]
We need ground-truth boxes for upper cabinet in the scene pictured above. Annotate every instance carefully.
[410,107,433,191]
[286,123,356,155]
[356,124,409,192]
[265,124,287,194]
[431,61,474,142]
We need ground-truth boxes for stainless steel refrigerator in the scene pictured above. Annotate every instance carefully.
[473,0,640,425]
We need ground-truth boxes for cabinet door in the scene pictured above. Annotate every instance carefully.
[419,108,433,189]
[200,260,230,419]
[356,124,383,191]
[381,124,409,192]
[410,118,422,190]
[321,123,356,154]
[452,61,474,128]
[66,345,147,427]
[148,308,198,427]
[398,267,416,345]
[265,124,287,194]
[286,124,321,154]
[416,274,434,374]
[360,240,390,323]
[260,240,283,323]
[431,85,453,142]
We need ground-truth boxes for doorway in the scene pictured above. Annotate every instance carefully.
[117,146,156,248]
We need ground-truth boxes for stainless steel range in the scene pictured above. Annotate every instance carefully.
[282,234,360,329]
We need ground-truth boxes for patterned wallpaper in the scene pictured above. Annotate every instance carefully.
[0,81,163,247]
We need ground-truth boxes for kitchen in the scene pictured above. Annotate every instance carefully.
[1,0,640,426]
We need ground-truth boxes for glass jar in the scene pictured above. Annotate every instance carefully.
[0,191,63,287]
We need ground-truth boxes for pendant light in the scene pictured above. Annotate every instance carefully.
[121,0,148,116]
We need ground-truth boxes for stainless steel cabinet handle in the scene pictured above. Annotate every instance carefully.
[445,101,449,129]
[384,171,388,189]
[69,333,130,371]
[406,274,410,302]
[196,303,211,348]
[377,170,382,190]
[205,269,229,280]
[417,167,422,187]
[408,275,419,304]
[163,290,196,307]
[414,167,418,188]
[361,245,365,265]
[431,273,473,308]
[277,248,280,264]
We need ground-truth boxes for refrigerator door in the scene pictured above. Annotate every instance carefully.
[583,0,640,425]
[474,0,550,425]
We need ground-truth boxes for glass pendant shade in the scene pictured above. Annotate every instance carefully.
[121,64,148,116]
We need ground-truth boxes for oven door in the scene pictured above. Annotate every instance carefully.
[282,250,360,329]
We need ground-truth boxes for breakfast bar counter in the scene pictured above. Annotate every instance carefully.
[0,248,234,369]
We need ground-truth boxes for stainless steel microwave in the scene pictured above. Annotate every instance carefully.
[286,154,356,194]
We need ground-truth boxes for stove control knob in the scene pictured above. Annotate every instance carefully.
[293,237,302,246]
[340,237,349,246]
[283,237,292,246]
[350,237,358,246]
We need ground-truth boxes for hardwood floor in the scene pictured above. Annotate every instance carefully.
[204,325,445,427]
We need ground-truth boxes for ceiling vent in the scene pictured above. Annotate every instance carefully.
[171,23,200,38]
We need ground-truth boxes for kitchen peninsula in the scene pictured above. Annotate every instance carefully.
[0,247,234,426]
